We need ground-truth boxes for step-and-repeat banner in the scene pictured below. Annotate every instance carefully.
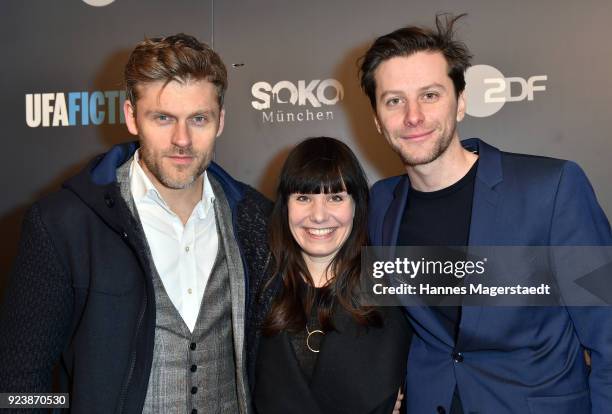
[2,0,611,283]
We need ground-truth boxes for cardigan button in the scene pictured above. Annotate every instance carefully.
[191,386,198,394]
[190,342,196,350]
[104,193,115,207]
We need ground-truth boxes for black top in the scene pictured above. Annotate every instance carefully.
[398,160,478,246]
[397,160,478,414]
[254,287,412,414]
[397,160,477,330]
[287,286,324,383]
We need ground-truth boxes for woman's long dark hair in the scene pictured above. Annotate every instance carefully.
[263,137,379,335]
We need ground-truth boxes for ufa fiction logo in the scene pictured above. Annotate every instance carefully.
[464,64,547,117]
[251,79,344,124]
[25,91,126,127]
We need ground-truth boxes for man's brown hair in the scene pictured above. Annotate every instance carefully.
[124,33,227,110]
[359,13,472,109]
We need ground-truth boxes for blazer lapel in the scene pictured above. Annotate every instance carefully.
[381,174,456,345]
[382,175,410,247]
[459,139,503,348]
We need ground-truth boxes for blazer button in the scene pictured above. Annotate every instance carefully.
[436,406,446,414]
[452,351,464,363]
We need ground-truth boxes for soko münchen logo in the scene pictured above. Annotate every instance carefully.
[464,64,547,117]
[251,79,344,124]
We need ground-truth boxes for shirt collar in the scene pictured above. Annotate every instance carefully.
[129,149,215,218]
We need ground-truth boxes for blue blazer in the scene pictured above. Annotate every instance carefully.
[368,138,612,414]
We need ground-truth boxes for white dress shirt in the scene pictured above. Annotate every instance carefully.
[130,150,218,332]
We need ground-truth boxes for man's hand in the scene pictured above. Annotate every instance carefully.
[392,388,404,414]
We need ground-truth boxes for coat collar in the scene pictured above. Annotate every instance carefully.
[61,140,245,235]
[462,137,503,190]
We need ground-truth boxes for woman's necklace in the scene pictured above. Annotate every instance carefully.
[305,275,326,353]
[305,324,325,353]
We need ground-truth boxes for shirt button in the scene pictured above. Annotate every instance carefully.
[190,364,197,372]
[190,342,196,350]
[191,386,198,394]
[188,288,193,294]
[185,246,190,252]
[452,352,464,363]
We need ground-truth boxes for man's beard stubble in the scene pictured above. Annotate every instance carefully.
[140,145,208,190]
[391,124,456,167]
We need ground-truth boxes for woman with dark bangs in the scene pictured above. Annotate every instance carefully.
[248,137,411,413]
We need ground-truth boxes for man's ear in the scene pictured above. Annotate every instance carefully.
[456,92,466,122]
[216,108,225,137]
[373,115,382,134]
[124,100,139,136]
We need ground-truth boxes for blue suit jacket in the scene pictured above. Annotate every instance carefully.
[368,138,612,414]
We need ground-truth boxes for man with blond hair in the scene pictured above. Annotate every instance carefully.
[0,34,270,413]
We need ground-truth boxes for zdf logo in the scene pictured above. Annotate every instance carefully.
[464,65,547,117]
[251,79,344,110]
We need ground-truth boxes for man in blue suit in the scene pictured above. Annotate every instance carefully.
[359,14,612,414]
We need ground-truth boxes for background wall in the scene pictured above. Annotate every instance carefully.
[2,0,611,288]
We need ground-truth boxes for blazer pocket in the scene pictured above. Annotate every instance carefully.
[527,389,590,414]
